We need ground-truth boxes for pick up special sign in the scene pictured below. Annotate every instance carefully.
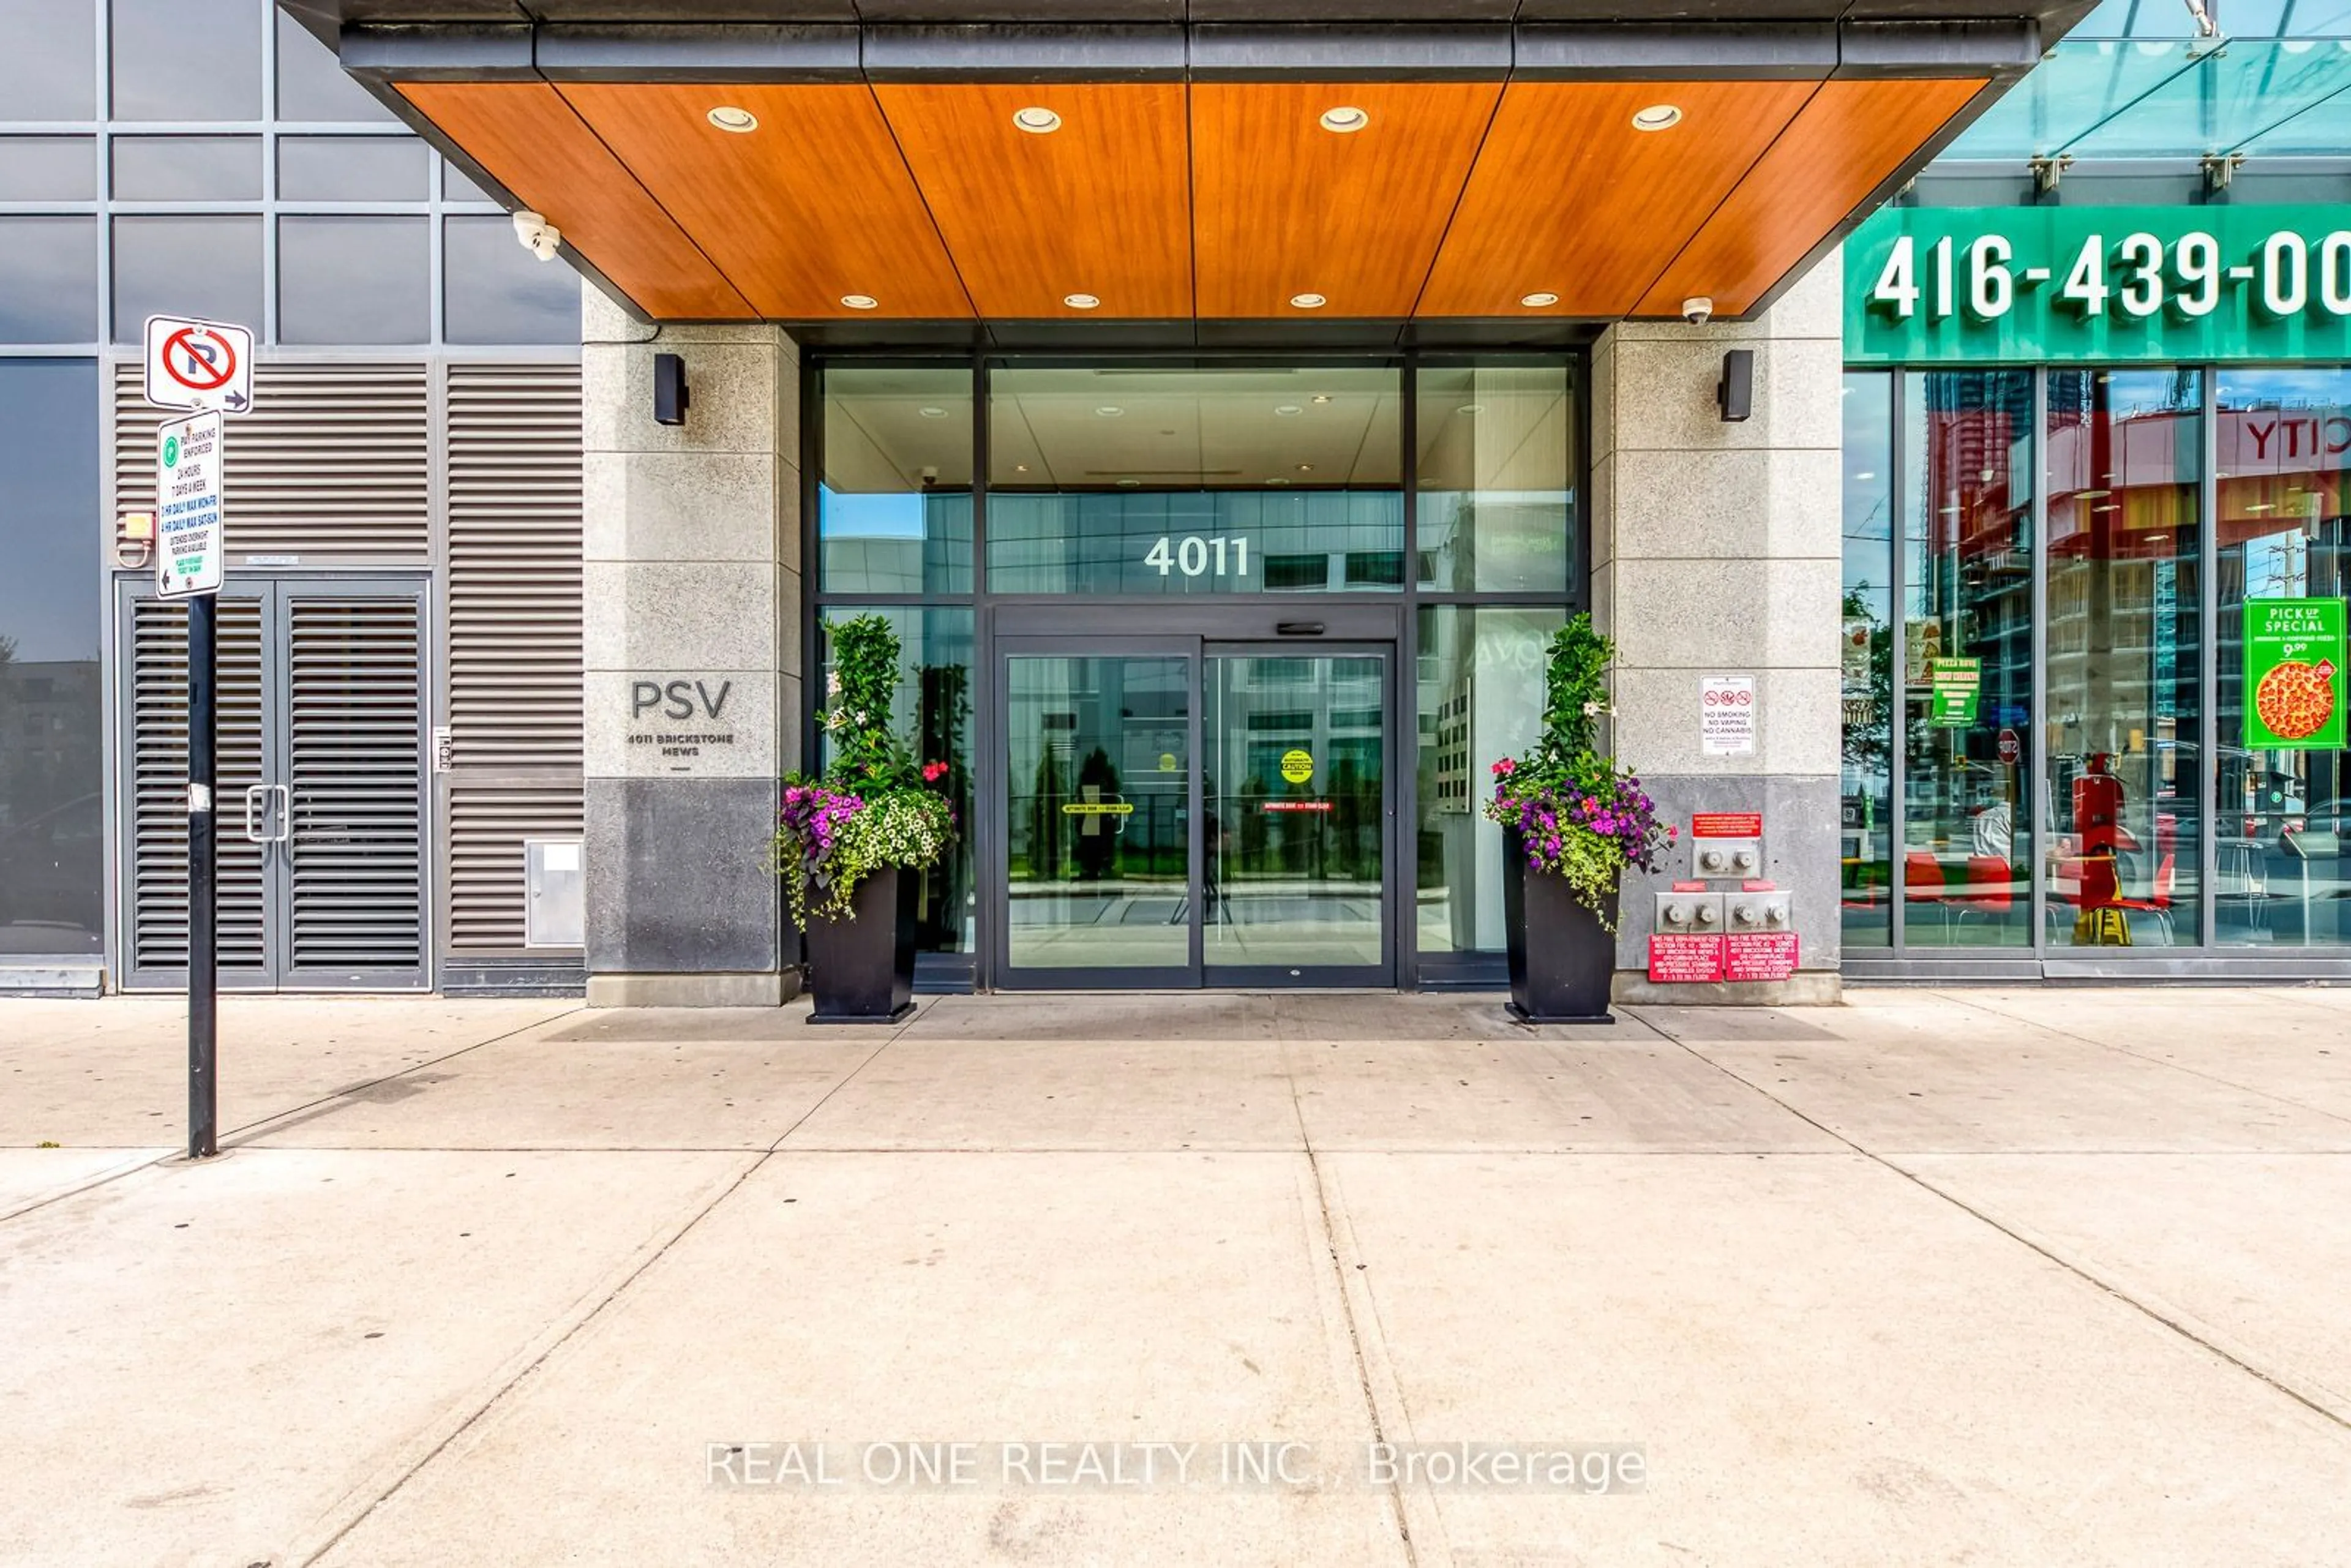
[2244,598,2348,751]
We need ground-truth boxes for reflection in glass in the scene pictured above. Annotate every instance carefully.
[0,361,103,954]
[443,216,582,345]
[0,0,97,120]
[274,10,394,123]
[817,609,975,956]
[2216,368,2351,947]
[111,137,264,201]
[111,0,263,122]
[1842,373,1895,947]
[0,217,99,343]
[111,216,263,343]
[277,216,429,343]
[1005,656,1191,973]
[818,367,973,596]
[988,367,1403,595]
[277,137,429,201]
[1415,607,1564,956]
[1205,654,1385,971]
[0,137,97,201]
[1902,371,2034,947]
[1415,362,1575,593]
[2046,370,2203,947]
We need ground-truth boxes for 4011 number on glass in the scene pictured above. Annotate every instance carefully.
[1144,535,1251,579]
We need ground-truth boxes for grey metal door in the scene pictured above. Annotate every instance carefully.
[118,576,429,991]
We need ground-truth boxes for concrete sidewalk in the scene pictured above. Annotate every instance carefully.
[4,988,2349,1566]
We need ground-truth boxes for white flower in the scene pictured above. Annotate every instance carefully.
[1583,700,1603,717]
[826,672,842,697]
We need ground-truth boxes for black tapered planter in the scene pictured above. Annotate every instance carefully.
[803,863,919,1024]
[1502,830,1619,1025]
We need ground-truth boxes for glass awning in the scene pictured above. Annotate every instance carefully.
[1946,0,2351,159]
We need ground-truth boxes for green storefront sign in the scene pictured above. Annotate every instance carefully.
[1928,656,1980,727]
[1846,204,2351,364]
[2243,598,2347,751]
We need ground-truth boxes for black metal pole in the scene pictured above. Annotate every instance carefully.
[187,592,218,1159]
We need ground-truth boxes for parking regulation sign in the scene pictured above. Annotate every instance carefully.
[143,315,254,416]
[156,410,225,599]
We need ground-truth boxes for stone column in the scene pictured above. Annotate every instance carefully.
[1590,256,1844,1004]
[580,285,801,1007]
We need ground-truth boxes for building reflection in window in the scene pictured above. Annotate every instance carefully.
[1842,373,1894,946]
[2045,369,2203,947]
[1902,370,2034,947]
[2216,369,2351,947]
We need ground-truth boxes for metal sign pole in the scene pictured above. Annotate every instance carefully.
[142,316,248,1163]
[187,593,218,1160]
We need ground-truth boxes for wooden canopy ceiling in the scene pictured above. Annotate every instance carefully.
[399,73,1983,324]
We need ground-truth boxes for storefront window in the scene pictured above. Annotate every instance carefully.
[1902,371,2034,947]
[986,366,1404,595]
[1414,362,1575,594]
[1414,606,1564,958]
[2047,369,2203,947]
[1843,373,1895,947]
[0,360,103,955]
[817,608,975,957]
[2216,368,2351,947]
[818,366,974,596]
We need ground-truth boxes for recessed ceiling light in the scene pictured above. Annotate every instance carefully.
[1289,293,1327,310]
[841,294,879,310]
[1095,406,1124,418]
[1319,105,1369,133]
[1853,470,1877,481]
[1311,394,1332,404]
[918,406,949,419]
[1013,106,1062,134]
[707,105,758,133]
[1015,463,1030,473]
[1632,104,1683,132]
[1457,403,1485,415]
[1297,463,1314,473]
[1063,293,1100,310]
[1265,477,1291,487]
[1274,404,1303,416]
[1116,478,1141,487]
[1520,291,1561,308]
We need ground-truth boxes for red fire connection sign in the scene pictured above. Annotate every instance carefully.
[1725,932,1799,982]
[1648,934,1726,983]
[1690,812,1764,838]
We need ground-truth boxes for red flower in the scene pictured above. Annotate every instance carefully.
[1491,759,1516,778]
[922,761,950,783]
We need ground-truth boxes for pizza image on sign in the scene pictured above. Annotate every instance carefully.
[2257,659,2336,741]
[2244,598,2349,751]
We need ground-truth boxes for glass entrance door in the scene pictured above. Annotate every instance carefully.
[997,638,1392,988]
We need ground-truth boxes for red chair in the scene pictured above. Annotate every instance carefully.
[1952,854,2013,937]
[1905,851,1948,937]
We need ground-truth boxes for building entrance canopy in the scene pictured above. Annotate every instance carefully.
[286,1,2084,338]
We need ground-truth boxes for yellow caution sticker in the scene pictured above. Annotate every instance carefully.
[1280,748,1314,785]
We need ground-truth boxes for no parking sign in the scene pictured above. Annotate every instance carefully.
[143,315,254,417]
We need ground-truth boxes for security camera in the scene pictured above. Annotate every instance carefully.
[1682,296,1714,326]
[512,209,561,263]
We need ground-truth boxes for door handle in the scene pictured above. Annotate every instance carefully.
[243,785,269,844]
[269,783,292,844]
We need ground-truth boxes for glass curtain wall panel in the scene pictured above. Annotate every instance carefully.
[1843,372,1897,945]
[2216,367,2351,947]
[2045,369,2204,948]
[986,367,1403,596]
[818,366,975,596]
[1414,362,1576,594]
[1902,370,2036,947]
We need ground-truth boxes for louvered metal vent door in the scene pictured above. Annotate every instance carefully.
[281,585,427,989]
[119,586,276,990]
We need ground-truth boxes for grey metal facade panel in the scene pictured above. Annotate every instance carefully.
[1512,22,1837,79]
[339,23,538,79]
[860,24,1190,80]
[1187,23,1511,80]
[1835,18,2043,80]
[534,23,863,79]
